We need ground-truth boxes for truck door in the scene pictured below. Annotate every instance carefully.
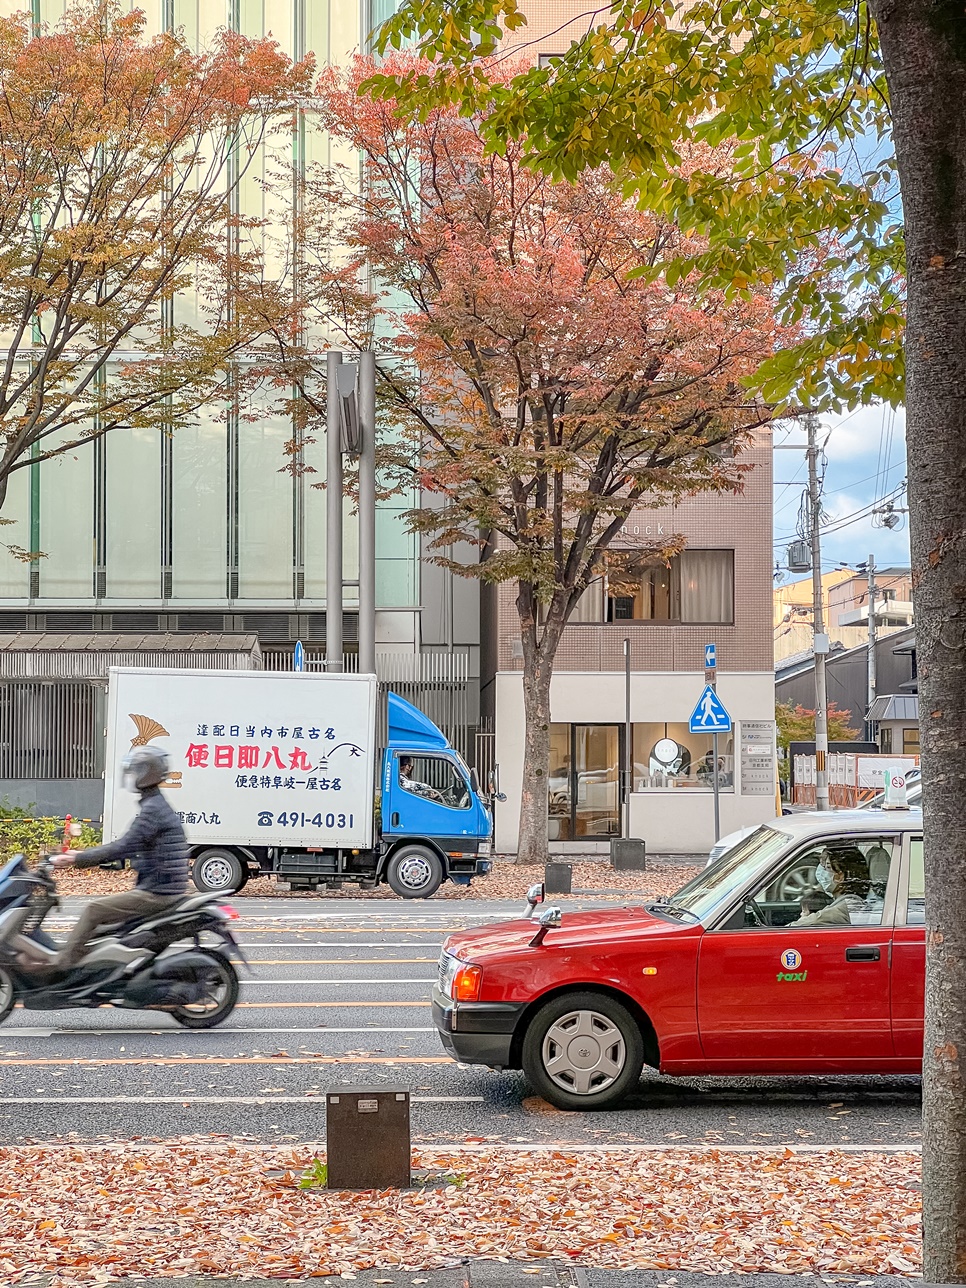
[384,751,477,842]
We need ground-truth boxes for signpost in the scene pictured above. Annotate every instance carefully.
[293,640,305,673]
[690,649,731,843]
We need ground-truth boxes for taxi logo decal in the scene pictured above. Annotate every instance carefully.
[777,970,808,982]
[780,948,802,971]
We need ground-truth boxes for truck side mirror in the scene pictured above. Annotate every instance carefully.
[470,767,481,796]
[488,764,507,803]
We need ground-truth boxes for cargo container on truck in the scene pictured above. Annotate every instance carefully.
[103,668,494,897]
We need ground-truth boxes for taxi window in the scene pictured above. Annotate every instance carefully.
[905,838,925,925]
[662,825,792,922]
[719,836,895,931]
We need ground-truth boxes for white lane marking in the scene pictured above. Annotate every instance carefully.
[5,1026,438,1036]
[242,979,435,986]
[0,1096,484,1105]
[255,912,501,921]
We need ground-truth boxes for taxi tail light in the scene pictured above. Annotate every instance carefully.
[453,964,482,1002]
[219,905,240,920]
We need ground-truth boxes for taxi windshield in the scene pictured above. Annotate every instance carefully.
[663,825,793,922]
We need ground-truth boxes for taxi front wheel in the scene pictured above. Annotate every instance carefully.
[522,991,644,1110]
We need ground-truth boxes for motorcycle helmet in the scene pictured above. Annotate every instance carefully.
[122,744,170,792]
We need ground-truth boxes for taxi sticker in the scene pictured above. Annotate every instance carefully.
[777,946,807,982]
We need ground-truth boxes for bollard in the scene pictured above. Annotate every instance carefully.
[325,1087,411,1189]
[544,862,572,895]
[610,838,646,870]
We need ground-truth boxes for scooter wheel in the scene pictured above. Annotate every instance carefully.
[0,966,16,1024]
[171,952,239,1029]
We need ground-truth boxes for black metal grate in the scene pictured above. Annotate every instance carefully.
[243,614,291,642]
[0,613,27,631]
[110,613,160,632]
[176,613,226,632]
[44,613,95,632]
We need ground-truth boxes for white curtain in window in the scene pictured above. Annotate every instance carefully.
[680,550,734,624]
[569,578,604,622]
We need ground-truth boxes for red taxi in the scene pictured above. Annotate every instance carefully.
[432,811,925,1109]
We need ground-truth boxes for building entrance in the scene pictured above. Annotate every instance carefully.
[548,723,622,840]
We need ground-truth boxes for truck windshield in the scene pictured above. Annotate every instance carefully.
[662,826,793,923]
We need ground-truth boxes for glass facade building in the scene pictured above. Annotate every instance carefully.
[0,1,419,647]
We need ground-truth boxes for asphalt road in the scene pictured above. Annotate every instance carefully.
[0,895,922,1147]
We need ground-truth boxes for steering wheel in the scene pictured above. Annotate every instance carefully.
[746,898,767,927]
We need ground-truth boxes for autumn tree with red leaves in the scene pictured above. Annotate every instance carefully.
[275,56,790,862]
[0,1,310,532]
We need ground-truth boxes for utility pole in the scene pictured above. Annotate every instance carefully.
[806,413,830,810]
[866,553,877,741]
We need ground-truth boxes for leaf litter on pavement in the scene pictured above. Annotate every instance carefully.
[0,1143,920,1284]
[57,862,700,901]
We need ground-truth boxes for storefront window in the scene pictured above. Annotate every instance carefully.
[632,722,734,791]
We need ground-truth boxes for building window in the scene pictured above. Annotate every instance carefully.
[879,726,893,754]
[902,727,920,755]
[632,723,734,791]
[604,550,734,624]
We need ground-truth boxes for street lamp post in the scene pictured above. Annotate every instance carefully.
[325,350,377,677]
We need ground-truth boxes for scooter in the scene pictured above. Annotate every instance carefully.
[0,855,247,1028]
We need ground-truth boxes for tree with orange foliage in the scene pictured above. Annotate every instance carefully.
[273,55,792,863]
[0,1,310,542]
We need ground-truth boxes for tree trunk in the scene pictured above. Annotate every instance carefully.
[870,2,966,1277]
[517,649,554,865]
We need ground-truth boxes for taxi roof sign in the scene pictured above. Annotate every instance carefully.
[689,685,732,734]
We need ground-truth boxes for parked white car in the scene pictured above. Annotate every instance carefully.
[706,771,923,868]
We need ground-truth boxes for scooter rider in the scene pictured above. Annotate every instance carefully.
[47,745,189,973]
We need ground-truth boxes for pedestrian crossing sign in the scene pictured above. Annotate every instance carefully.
[689,685,732,733]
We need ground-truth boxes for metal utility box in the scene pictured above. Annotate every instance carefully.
[544,862,572,894]
[325,1087,411,1190]
[610,838,646,870]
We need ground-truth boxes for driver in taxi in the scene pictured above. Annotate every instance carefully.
[791,847,873,926]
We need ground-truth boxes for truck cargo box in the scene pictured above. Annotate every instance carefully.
[104,668,377,851]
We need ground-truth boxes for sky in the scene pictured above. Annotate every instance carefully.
[772,403,909,585]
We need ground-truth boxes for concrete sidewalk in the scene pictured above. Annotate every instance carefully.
[42,1263,917,1288]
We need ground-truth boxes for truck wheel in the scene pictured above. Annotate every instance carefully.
[522,991,644,1111]
[192,849,245,894]
[385,845,444,898]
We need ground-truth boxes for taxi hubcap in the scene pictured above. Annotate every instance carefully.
[542,1008,626,1096]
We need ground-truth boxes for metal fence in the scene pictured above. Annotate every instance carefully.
[0,681,103,779]
[0,649,476,781]
[262,649,474,761]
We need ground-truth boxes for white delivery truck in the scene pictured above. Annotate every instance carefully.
[103,668,494,898]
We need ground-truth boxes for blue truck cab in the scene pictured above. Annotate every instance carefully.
[378,693,492,897]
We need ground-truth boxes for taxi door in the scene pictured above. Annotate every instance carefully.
[696,834,899,1068]
[890,832,925,1063]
